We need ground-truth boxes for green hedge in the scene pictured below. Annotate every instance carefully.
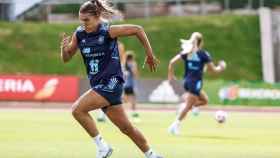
[0,15,261,80]
[52,4,80,14]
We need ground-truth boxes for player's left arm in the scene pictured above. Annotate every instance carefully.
[206,61,226,74]
[201,51,226,74]
[109,24,159,72]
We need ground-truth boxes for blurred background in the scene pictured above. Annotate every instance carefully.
[1,0,280,105]
[0,0,280,158]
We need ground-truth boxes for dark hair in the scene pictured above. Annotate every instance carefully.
[125,52,134,70]
[79,0,115,18]
[126,54,134,61]
[125,54,134,71]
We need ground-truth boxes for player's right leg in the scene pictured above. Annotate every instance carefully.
[190,90,209,116]
[195,90,209,107]
[71,89,112,158]
[105,105,163,158]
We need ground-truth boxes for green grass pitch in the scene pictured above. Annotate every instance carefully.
[0,108,279,158]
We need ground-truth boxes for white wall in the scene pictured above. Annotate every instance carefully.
[10,0,43,20]
[259,7,276,83]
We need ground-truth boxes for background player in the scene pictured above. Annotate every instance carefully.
[167,32,226,135]
[123,51,140,122]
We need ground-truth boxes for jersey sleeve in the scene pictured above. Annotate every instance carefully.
[200,50,212,63]
[101,23,113,40]
[75,26,83,42]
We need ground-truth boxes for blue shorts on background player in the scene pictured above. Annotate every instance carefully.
[167,32,226,135]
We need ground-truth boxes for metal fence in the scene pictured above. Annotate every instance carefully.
[42,0,270,18]
[0,0,279,21]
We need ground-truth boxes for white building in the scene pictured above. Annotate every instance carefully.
[0,0,43,20]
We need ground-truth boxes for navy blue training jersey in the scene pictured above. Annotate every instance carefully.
[75,22,124,86]
[180,49,212,81]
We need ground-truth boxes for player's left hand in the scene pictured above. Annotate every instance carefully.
[218,60,227,71]
[143,55,160,72]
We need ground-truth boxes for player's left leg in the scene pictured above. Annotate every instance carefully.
[168,92,198,135]
[71,89,113,158]
[105,105,163,158]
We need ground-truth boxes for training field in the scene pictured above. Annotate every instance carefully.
[0,105,280,158]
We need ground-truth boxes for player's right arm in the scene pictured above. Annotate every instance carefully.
[168,54,181,81]
[60,32,78,63]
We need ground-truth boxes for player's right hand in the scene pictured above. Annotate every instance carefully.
[60,32,71,52]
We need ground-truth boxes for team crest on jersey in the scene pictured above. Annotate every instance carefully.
[82,48,91,54]
[81,39,86,43]
[98,36,105,44]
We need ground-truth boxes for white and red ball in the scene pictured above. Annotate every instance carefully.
[215,110,228,123]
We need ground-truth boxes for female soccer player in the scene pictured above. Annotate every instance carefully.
[60,1,163,158]
[123,51,140,122]
[168,32,226,135]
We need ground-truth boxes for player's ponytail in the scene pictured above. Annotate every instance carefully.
[80,0,115,19]
[95,0,115,18]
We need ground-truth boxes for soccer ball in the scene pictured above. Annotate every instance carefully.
[214,110,227,123]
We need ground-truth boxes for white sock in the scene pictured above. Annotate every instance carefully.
[98,110,106,119]
[93,134,108,150]
[144,149,154,158]
[173,119,181,127]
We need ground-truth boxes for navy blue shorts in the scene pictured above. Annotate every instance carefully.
[91,77,123,109]
[124,86,135,95]
[183,79,202,96]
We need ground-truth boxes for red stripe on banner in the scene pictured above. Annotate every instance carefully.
[0,75,79,102]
